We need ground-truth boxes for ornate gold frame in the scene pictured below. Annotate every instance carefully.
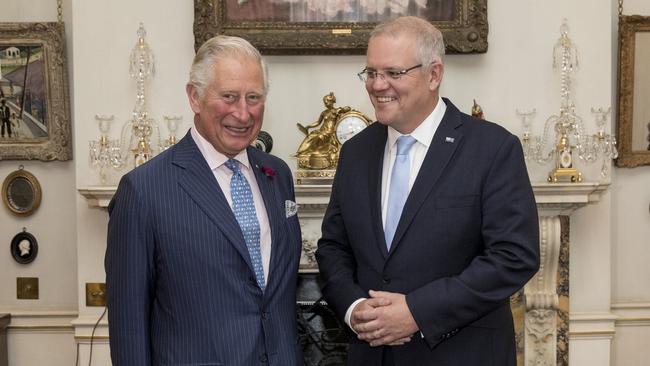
[0,22,72,161]
[2,167,42,217]
[193,0,488,55]
[616,15,650,167]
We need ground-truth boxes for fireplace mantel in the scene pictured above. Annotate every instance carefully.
[78,182,609,212]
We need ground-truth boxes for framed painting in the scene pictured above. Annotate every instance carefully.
[194,0,488,55]
[616,15,650,167]
[0,22,72,161]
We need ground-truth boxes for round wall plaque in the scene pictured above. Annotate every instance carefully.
[2,166,42,217]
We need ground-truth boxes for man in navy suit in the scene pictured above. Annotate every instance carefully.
[316,16,540,365]
[106,36,303,365]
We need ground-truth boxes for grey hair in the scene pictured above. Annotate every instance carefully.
[188,35,269,98]
[370,16,445,66]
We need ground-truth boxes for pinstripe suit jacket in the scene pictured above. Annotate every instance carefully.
[105,132,303,365]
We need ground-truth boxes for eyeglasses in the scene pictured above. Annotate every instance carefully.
[357,64,423,83]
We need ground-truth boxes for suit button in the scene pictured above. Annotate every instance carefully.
[261,311,268,320]
[249,276,256,284]
[382,278,391,284]
[259,353,268,363]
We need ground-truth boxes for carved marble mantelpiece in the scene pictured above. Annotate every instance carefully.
[77,181,608,366]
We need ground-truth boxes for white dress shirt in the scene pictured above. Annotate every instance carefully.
[191,127,272,283]
[344,97,447,330]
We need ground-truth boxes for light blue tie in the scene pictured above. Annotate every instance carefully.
[384,135,417,250]
[225,159,265,291]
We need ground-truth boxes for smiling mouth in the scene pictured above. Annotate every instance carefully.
[376,96,397,103]
[225,126,251,134]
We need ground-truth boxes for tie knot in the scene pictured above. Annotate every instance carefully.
[224,159,241,174]
[396,135,417,156]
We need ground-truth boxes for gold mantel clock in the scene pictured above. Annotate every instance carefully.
[295,92,371,173]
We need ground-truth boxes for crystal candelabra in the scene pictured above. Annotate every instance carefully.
[89,115,123,184]
[518,20,618,182]
[89,23,181,184]
[119,23,160,168]
[161,115,182,151]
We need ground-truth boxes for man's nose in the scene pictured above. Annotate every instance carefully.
[369,75,390,90]
[231,98,252,121]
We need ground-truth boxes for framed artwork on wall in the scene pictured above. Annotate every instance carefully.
[193,0,488,55]
[0,22,72,161]
[616,15,650,167]
[2,166,42,217]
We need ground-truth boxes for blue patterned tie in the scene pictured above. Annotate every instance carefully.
[225,159,265,291]
[384,135,417,250]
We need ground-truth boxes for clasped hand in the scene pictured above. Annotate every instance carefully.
[350,290,419,347]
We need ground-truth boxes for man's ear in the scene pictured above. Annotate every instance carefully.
[428,61,444,92]
[186,84,202,114]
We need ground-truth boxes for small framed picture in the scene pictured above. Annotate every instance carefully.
[2,166,42,217]
[11,229,38,264]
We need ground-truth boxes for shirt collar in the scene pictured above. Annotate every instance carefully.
[387,96,447,150]
[190,126,251,171]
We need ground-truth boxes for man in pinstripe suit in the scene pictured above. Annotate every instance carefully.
[106,36,303,365]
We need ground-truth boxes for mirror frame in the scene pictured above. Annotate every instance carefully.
[616,15,650,167]
[2,167,42,217]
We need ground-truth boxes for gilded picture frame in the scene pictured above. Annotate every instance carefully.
[0,22,72,161]
[193,0,488,55]
[2,166,42,217]
[616,15,650,167]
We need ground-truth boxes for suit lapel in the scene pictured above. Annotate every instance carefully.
[247,147,283,290]
[367,126,390,258]
[172,133,254,271]
[389,100,464,254]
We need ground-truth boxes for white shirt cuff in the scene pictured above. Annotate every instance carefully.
[344,298,366,334]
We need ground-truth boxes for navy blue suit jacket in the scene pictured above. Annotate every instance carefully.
[106,132,303,365]
[316,99,540,366]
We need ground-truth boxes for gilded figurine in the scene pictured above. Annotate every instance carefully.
[471,99,484,119]
[295,92,350,169]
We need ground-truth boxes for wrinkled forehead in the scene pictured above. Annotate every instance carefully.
[207,56,265,92]
[366,34,418,68]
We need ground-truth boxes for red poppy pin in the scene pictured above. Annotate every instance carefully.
[260,165,276,179]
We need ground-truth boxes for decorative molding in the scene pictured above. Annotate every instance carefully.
[569,313,618,335]
[611,302,650,326]
[71,314,108,338]
[77,186,115,208]
[299,223,319,272]
[526,309,556,366]
[2,309,76,331]
[568,313,617,340]
[78,182,610,211]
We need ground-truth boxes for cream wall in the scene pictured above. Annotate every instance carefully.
[611,3,650,366]
[0,1,77,365]
[1,0,648,365]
